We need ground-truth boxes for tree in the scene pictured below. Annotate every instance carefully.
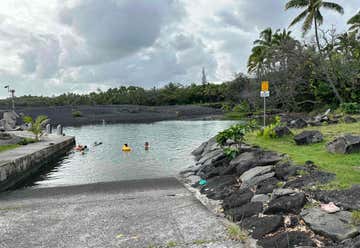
[285,0,344,103]
[348,11,360,34]
[23,115,48,141]
[285,0,344,52]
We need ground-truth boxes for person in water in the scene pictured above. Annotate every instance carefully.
[144,142,150,150]
[122,143,131,151]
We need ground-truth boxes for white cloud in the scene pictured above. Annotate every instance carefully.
[0,0,357,97]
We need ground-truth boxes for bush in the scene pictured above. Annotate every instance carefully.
[223,147,240,159]
[340,102,360,114]
[216,120,258,146]
[72,110,83,118]
[232,102,250,113]
[257,116,282,139]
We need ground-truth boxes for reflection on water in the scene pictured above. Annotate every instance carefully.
[28,120,238,188]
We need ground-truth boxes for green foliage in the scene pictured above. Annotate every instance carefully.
[72,110,83,118]
[23,115,48,141]
[216,120,258,146]
[256,116,282,139]
[232,102,250,113]
[223,147,240,159]
[166,241,177,247]
[340,102,360,114]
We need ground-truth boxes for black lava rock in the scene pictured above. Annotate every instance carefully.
[257,231,315,248]
[225,202,263,221]
[241,215,283,239]
[264,192,306,215]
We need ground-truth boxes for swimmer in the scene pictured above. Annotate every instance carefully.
[74,145,83,151]
[122,143,131,152]
[144,142,150,150]
[94,141,103,146]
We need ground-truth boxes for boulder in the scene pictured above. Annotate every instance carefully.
[301,208,360,241]
[240,172,275,190]
[257,231,315,248]
[222,188,254,210]
[344,116,357,123]
[199,175,236,200]
[255,177,280,194]
[229,150,282,176]
[264,192,306,215]
[274,161,299,180]
[240,165,273,183]
[0,132,22,145]
[271,188,298,199]
[251,194,270,204]
[285,169,335,189]
[197,149,224,166]
[241,215,283,239]
[294,130,323,145]
[274,126,291,137]
[192,141,208,157]
[313,185,360,211]
[225,202,263,221]
[289,118,308,129]
[327,135,360,154]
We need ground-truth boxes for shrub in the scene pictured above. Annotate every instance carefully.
[257,116,282,139]
[18,138,36,145]
[340,102,360,114]
[352,210,360,226]
[216,120,258,146]
[23,115,48,141]
[223,147,240,159]
[232,102,250,113]
[72,110,83,118]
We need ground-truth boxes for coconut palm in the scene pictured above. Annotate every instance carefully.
[285,0,344,52]
[272,29,293,46]
[348,11,360,33]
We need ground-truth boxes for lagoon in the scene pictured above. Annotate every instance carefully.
[26,120,237,188]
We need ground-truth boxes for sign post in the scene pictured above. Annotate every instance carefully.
[260,81,270,128]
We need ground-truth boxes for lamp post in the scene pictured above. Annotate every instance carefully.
[4,85,15,111]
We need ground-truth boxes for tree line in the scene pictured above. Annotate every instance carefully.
[1,0,359,112]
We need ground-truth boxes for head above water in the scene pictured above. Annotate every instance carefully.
[124,144,128,147]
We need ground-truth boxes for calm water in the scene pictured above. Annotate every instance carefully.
[30,120,237,188]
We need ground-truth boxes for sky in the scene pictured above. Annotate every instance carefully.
[0,0,358,97]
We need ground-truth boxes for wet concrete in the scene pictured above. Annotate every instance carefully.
[0,178,246,248]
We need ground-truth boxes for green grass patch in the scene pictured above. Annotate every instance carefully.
[245,121,360,188]
[223,111,248,120]
[352,210,360,226]
[227,223,248,241]
[0,144,20,153]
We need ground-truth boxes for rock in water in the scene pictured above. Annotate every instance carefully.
[327,135,360,154]
[294,130,323,145]
[301,208,360,241]
[191,141,207,157]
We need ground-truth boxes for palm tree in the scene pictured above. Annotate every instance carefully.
[285,0,344,52]
[272,29,293,46]
[348,11,360,33]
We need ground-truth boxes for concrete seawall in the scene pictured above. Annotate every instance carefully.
[0,135,75,191]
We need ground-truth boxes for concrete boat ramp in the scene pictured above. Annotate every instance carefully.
[0,178,246,248]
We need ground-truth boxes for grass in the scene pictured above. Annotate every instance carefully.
[227,223,248,241]
[352,210,360,226]
[245,121,360,189]
[0,144,20,153]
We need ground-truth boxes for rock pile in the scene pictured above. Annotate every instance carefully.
[181,138,360,248]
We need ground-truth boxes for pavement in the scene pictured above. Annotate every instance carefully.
[0,178,248,248]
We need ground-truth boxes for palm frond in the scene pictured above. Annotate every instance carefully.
[289,9,308,27]
[302,11,314,34]
[348,11,360,24]
[322,2,344,14]
[285,0,309,9]
[315,9,324,26]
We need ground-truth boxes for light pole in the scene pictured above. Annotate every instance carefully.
[4,85,15,111]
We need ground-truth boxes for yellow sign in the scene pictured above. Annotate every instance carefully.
[261,81,269,91]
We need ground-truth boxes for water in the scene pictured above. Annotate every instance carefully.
[29,120,238,188]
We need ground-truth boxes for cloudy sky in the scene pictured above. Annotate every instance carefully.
[0,0,358,97]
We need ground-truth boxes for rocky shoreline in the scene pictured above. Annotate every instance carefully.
[180,136,360,248]
[0,104,223,127]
